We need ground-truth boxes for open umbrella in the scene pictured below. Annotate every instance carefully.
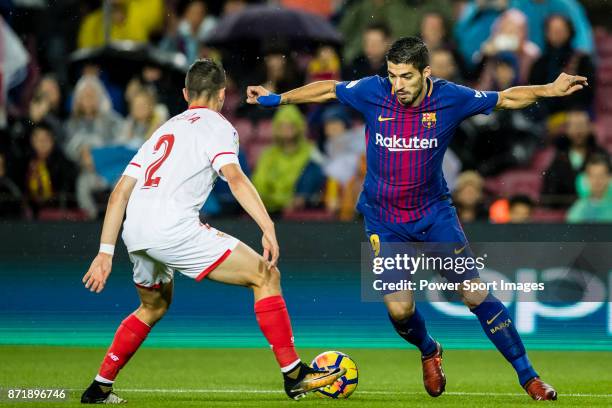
[206,5,343,48]
[69,42,189,86]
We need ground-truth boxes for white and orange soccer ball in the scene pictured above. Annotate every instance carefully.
[311,351,358,398]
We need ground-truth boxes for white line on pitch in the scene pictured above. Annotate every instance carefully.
[101,389,612,398]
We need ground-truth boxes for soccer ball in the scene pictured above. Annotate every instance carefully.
[311,351,358,398]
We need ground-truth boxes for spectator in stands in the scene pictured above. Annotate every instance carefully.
[36,75,66,120]
[78,0,164,49]
[508,194,534,223]
[320,105,365,220]
[28,86,65,144]
[477,51,520,92]
[159,0,217,63]
[567,155,612,223]
[252,105,325,214]
[430,48,463,83]
[420,12,447,50]
[64,75,124,219]
[126,65,183,117]
[238,46,303,121]
[25,123,76,217]
[0,153,23,218]
[259,47,303,95]
[118,89,167,149]
[70,64,126,115]
[454,52,540,176]
[419,12,467,79]
[454,0,508,72]
[452,171,488,223]
[307,45,341,83]
[64,75,124,163]
[343,23,391,80]
[528,14,595,115]
[476,9,540,85]
[542,109,608,207]
[489,194,535,223]
[5,79,67,189]
[511,0,594,55]
[222,0,248,16]
[338,0,452,63]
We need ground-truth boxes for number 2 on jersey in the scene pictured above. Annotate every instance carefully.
[143,134,175,188]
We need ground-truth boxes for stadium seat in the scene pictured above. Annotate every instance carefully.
[233,118,256,143]
[254,119,273,142]
[594,116,612,152]
[221,87,242,120]
[596,66,612,85]
[595,30,612,57]
[529,147,555,173]
[485,170,542,201]
[282,208,335,221]
[37,208,90,221]
[530,207,567,223]
[246,140,271,165]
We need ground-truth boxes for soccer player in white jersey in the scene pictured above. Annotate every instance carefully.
[79,59,344,404]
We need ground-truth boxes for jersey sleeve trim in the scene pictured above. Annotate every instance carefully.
[211,151,236,165]
[123,164,141,179]
[480,91,499,115]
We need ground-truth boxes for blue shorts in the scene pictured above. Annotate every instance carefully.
[364,199,480,285]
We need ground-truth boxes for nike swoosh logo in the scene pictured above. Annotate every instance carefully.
[378,115,395,122]
[486,310,504,325]
[454,244,467,255]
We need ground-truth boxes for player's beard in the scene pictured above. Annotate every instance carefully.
[397,78,424,106]
[407,80,424,105]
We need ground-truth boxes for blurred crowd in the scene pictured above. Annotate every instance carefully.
[0,0,611,224]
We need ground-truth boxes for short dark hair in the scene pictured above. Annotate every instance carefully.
[185,58,226,101]
[365,22,392,39]
[545,13,575,42]
[177,0,206,16]
[585,153,612,173]
[509,194,534,209]
[386,36,429,72]
[31,121,55,137]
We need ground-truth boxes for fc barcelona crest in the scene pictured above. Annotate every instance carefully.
[421,112,437,128]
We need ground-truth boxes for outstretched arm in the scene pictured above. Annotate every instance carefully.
[221,163,279,269]
[246,80,338,107]
[496,72,588,110]
[82,175,137,293]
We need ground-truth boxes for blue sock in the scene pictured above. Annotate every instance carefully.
[388,307,437,356]
[471,294,538,386]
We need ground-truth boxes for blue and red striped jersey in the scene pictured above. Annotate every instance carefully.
[336,76,498,223]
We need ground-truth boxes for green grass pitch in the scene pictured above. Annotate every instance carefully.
[1,346,611,407]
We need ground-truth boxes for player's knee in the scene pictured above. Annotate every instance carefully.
[387,301,416,321]
[461,289,488,309]
[248,262,281,291]
[139,302,169,322]
[267,265,281,288]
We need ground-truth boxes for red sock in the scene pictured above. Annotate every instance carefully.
[98,314,151,381]
[254,295,300,370]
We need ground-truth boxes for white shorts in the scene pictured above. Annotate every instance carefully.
[129,225,239,289]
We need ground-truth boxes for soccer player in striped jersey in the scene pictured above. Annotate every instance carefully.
[247,37,588,401]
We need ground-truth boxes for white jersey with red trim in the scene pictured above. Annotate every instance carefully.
[121,107,239,252]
